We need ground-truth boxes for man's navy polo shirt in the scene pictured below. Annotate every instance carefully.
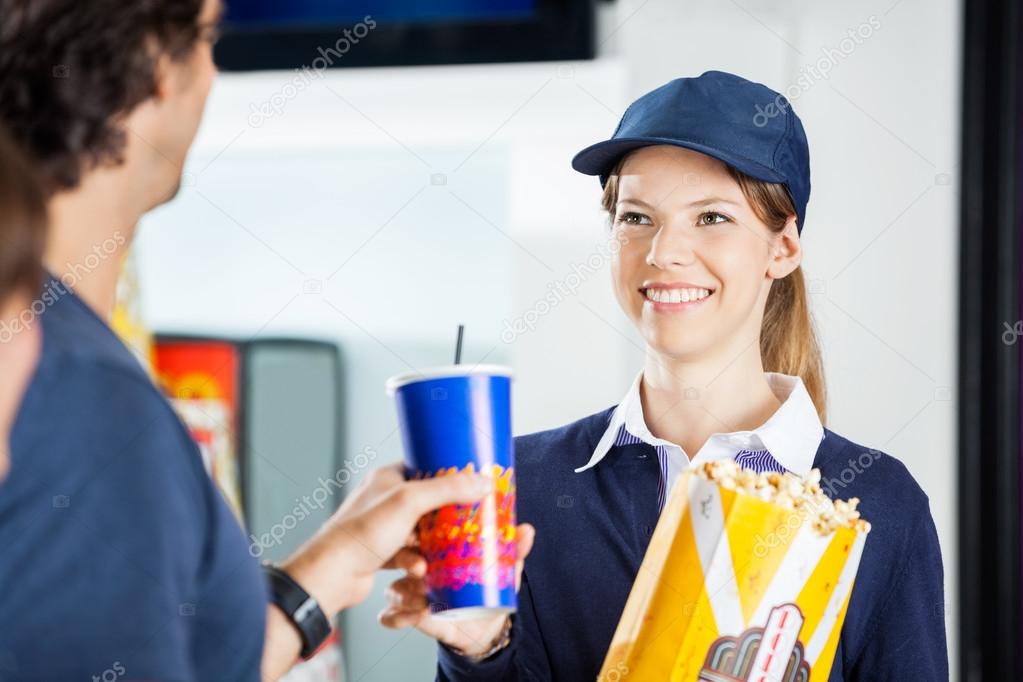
[438,408,948,681]
[0,277,267,681]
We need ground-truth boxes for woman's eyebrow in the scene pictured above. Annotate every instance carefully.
[685,196,742,208]
[617,196,741,209]
[617,197,658,210]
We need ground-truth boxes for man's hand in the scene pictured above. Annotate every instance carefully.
[280,464,494,616]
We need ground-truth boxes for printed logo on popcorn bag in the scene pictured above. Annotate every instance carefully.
[699,603,810,682]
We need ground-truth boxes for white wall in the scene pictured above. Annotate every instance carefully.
[136,0,961,677]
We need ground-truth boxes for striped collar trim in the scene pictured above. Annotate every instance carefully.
[575,370,823,476]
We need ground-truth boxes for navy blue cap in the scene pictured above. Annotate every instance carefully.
[572,70,811,234]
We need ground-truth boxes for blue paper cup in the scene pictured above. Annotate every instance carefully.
[386,365,517,620]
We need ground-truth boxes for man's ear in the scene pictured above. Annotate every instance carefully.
[152,52,174,102]
[766,215,802,279]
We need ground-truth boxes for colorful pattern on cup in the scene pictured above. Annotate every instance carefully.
[413,463,517,594]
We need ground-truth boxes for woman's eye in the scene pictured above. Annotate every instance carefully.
[697,212,730,226]
[619,211,653,226]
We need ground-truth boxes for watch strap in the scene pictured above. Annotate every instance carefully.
[263,562,332,660]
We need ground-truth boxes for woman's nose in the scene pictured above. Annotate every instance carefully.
[645,225,696,268]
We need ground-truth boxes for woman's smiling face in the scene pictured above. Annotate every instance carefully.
[610,144,799,361]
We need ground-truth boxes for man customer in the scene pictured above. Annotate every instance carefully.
[0,1,533,679]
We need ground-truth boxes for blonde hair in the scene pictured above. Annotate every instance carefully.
[600,155,828,425]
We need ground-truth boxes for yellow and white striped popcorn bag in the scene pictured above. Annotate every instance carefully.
[599,463,870,682]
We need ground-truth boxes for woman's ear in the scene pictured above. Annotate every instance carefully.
[766,215,802,279]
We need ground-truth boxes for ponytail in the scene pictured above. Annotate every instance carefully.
[727,166,827,426]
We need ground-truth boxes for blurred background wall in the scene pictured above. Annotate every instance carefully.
[135,0,962,678]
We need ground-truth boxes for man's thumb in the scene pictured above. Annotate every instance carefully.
[396,473,493,518]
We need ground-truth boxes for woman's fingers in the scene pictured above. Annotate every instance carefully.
[384,575,428,608]
[378,605,431,630]
[379,603,507,654]
[378,576,449,640]
[516,523,536,559]
[382,546,427,575]
[514,522,536,591]
[378,574,429,629]
[379,573,516,653]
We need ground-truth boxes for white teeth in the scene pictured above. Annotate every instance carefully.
[645,287,712,303]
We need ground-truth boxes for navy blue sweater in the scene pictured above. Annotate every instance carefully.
[437,408,947,681]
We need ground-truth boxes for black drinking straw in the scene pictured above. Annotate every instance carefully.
[454,324,465,365]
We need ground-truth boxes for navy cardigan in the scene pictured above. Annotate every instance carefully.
[437,407,948,681]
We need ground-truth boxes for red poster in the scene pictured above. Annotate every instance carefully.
[153,340,244,521]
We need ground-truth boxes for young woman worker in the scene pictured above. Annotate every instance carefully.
[381,71,947,681]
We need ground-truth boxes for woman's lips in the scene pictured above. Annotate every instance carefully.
[640,285,715,311]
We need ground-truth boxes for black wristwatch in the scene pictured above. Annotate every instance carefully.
[263,562,333,659]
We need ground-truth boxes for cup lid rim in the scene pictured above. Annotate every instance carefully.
[385,364,514,394]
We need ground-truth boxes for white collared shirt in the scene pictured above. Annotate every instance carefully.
[575,371,825,511]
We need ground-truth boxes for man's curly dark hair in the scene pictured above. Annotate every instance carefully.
[0,0,205,195]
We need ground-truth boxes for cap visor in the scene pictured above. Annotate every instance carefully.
[571,137,786,186]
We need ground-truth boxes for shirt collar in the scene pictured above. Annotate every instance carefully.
[575,370,823,476]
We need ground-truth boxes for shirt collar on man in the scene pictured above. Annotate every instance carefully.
[575,370,823,476]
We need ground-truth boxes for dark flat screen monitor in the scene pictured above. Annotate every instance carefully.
[214,0,596,70]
